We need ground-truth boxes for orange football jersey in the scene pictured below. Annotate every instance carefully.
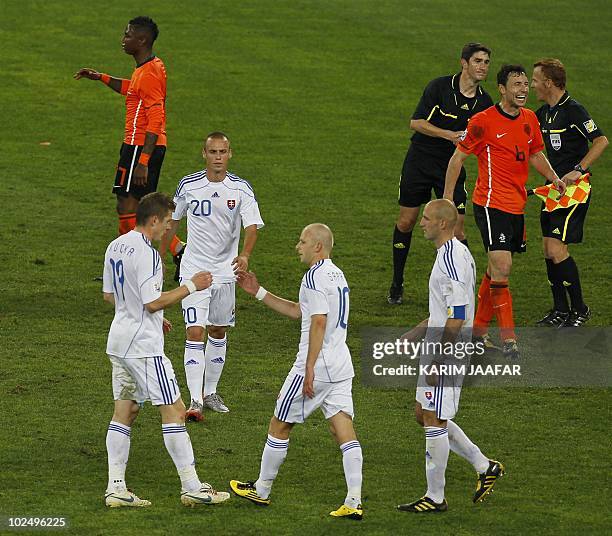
[123,57,167,146]
[458,104,544,214]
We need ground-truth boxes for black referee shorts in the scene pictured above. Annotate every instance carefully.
[398,146,467,213]
[473,203,526,253]
[540,194,590,244]
[113,143,166,199]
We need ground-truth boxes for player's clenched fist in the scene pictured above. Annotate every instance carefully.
[73,68,102,80]
[190,271,213,291]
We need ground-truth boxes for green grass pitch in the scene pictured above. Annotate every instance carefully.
[1,1,610,534]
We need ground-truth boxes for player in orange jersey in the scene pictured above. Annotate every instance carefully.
[444,65,566,358]
[74,16,184,267]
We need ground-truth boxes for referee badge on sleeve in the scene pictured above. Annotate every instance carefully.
[583,119,597,133]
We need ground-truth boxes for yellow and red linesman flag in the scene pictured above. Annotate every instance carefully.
[530,174,591,212]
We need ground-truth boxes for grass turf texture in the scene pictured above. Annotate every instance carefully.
[1,0,610,534]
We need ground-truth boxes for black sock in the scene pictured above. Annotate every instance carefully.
[392,226,412,286]
[459,238,469,249]
[546,258,569,312]
[555,256,586,313]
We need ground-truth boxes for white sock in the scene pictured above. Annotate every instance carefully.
[424,426,449,504]
[162,423,201,492]
[340,440,363,508]
[204,336,227,396]
[255,435,289,499]
[106,421,131,493]
[184,340,205,404]
[447,420,489,473]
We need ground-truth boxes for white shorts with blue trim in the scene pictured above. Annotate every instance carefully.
[416,373,462,420]
[274,367,354,424]
[108,354,181,406]
[180,282,235,328]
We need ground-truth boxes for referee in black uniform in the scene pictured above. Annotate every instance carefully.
[531,58,608,327]
[388,43,493,304]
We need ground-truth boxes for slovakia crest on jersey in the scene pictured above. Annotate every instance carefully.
[425,391,433,400]
[227,199,236,210]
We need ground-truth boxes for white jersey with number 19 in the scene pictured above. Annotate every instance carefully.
[293,259,354,383]
[103,230,165,359]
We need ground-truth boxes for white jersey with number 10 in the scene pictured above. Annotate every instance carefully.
[293,259,354,383]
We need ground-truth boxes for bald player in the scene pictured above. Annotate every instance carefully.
[398,200,504,513]
[229,224,364,521]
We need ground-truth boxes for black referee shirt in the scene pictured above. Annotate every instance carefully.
[409,72,493,160]
[535,92,604,177]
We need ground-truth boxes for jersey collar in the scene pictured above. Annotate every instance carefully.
[136,55,156,68]
[495,103,521,120]
[451,72,484,96]
[549,91,571,110]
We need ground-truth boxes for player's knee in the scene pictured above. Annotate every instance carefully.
[422,411,446,428]
[397,216,417,233]
[125,404,140,424]
[489,259,512,280]
[113,400,140,425]
[160,399,187,424]
[171,399,187,422]
[186,326,205,341]
[268,416,292,440]
[546,242,569,263]
[207,325,227,339]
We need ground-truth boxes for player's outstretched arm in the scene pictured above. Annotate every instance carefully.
[236,271,301,319]
[145,271,212,313]
[73,68,129,94]
[529,151,566,194]
[444,148,469,199]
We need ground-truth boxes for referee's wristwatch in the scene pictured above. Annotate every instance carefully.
[573,164,587,174]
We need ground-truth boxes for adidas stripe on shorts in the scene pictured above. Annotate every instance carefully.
[416,373,463,421]
[274,366,354,424]
[108,354,180,406]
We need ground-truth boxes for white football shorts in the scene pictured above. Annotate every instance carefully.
[108,354,181,406]
[416,373,463,420]
[274,367,354,424]
[180,282,235,328]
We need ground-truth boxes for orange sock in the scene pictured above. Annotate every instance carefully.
[169,235,184,256]
[474,273,493,337]
[118,213,136,236]
[490,280,516,341]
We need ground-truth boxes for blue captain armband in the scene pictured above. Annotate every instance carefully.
[447,305,466,320]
